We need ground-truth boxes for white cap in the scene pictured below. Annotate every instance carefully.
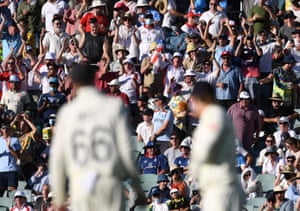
[180,136,192,148]
[45,52,56,60]
[279,116,289,124]
[136,0,149,7]
[172,52,182,59]
[184,69,196,77]
[14,190,26,199]
[170,188,179,195]
[122,58,134,65]
[107,79,120,86]
[239,91,251,100]
[90,0,106,8]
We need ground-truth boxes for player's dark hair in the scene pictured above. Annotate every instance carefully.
[71,64,98,86]
[191,81,215,103]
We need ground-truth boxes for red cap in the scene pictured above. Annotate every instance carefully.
[186,11,201,18]
[114,2,129,11]
[221,51,231,57]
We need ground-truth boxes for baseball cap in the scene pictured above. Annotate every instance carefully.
[143,141,155,149]
[143,108,153,116]
[184,69,196,77]
[221,51,231,58]
[45,52,56,60]
[180,136,192,148]
[172,52,183,59]
[153,93,167,102]
[279,116,289,124]
[14,190,26,199]
[239,91,251,100]
[9,75,20,82]
[170,188,179,195]
[114,1,129,11]
[122,58,134,65]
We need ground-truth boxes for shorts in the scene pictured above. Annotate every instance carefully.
[0,171,18,190]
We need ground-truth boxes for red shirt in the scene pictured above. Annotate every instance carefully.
[80,12,108,33]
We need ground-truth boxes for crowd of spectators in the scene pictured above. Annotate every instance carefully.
[3,0,300,210]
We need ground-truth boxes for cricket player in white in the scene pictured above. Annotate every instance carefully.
[190,82,245,211]
[49,64,145,211]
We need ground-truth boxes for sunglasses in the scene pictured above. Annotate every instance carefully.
[8,61,14,65]
[204,62,211,66]
[279,122,288,125]
[244,173,251,177]
[266,139,273,143]
[287,159,295,163]
[221,56,230,60]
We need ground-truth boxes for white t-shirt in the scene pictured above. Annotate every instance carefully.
[161,0,176,28]
[118,71,141,104]
[42,31,69,55]
[199,10,227,37]
[136,121,153,145]
[41,1,65,32]
[137,26,164,60]
[117,25,139,58]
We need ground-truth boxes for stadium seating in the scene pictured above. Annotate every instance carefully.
[257,174,275,193]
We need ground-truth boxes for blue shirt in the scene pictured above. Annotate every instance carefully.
[174,156,190,168]
[37,92,67,121]
[148,186,171,200]
[138,154,169,174]
[2,32,22,59]
[0,136,21,172]
[286,182,300,202]
[152,107,174,142]
[215,44,233,66]
[216,65,243,100]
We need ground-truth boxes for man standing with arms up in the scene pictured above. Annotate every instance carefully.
[49,64,145,211]
[190,81,245,211]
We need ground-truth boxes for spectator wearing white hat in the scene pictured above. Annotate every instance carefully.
[118,58,141,127]
[173,136,192,174]
[106,78,130,107]
[227,90,261,150]
[167,188,190,210]
[163,52,184,98]
[273,116,297,148]
[11,190,33,211]
[78,0,108,34]
[179,69,196,101]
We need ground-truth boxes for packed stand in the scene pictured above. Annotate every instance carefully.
[2,0,300,210]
